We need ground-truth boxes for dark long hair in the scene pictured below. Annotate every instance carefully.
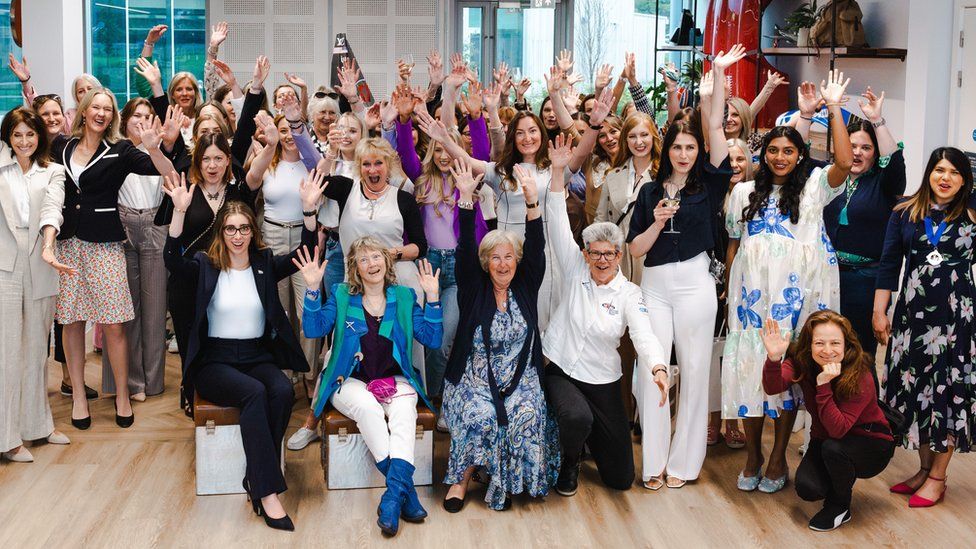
[1,107,51,167]
[189,133,234,186]
[894,147,975,223]
[788,310,871,401]
[656,118,706,195]
[493,111,551,192]
[847,118,880,172]
[206,201,267,270]
[742,126,811,224]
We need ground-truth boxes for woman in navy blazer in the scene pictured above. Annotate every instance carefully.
[162,170,321,531]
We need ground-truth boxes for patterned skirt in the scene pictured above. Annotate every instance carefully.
[56,237,134,325]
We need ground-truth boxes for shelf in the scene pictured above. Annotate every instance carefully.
[762,46,907,61]
[657,45,699,53]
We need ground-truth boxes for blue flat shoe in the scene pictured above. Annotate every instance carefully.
[737,472,762,492]
[758,473,789,494]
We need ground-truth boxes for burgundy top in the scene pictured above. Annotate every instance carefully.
[353,313,398,382]
[763,358,893,442]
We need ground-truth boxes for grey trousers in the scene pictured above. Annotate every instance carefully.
[0,228,55,452]
[103,206,168,396]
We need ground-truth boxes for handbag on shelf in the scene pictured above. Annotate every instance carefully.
[811,0,868,47]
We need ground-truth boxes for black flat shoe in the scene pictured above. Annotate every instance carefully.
[443,495,465,513]
[501,496,512,511]
[114,401,134,428]
[71,416,91,430]
[61,382,99,400]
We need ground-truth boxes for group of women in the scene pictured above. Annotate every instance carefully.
[0,20,973,537]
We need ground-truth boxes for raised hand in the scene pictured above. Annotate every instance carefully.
[393,85,416,121]
[493,61,509,87]
[280,93,302,122]
[7,54,29,82]
[284,72,308,91]
[658,61,678,87]
[364,102,382,131]
[544,65,566,95]
[209,21,228,49]
[461,81,484,119]
[796,81,821,116]
[766,70,788,89]
[146,24,168,46]
[594,63,614,92]
[162,171,195,213]
[252,55,271,89]
[445,53,468,89]
[254,111,279,146]
[760,318,791,360]
[515,78,531,100]
[653,367,669,407]
[549,133,574,170]
[820,69,850,105]
[291,245,327,290]
[698,70,715,98]
[334,59,360,99]
[816,362,842,386]
[417,258,441,302]
[483,82,502,112]
[326,126,344,153]
[556,49,574,74]
[450,158,482,200]
[513,163,538,205]
[427,50,445,87]
[589,86,614,126]
[134,57,162,88]
[379,98,398,128]
[138,117,164,150]
[299,168,327,209]
[211,58,238,87]
[396,58,413,83]
[415,110,449,143]
[713,44,748,70]
[41,243,77,276]
[858,86,885,122]
[161,105,186,144]
[622,52,638,85]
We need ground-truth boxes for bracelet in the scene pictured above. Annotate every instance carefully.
[302,209,317,217]
[457,200,474,210]
[427,301,441,308]
[589,123,603,131]
[348,97,360,104]
[800,115,813,121]
[145,41,155,48]
[871,117,886,128]
[525,201,539,209]
[173,206,187,214]
[42,243,55,251]
[651,366,668,376]
[305,288,321,300]
[825,102,843,107]
[17,76,29,83]
[288,120,304,130]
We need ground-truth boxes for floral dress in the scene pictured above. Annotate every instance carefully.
[722,167,844,419]
[882,209,976,452]
[442,293,560,510]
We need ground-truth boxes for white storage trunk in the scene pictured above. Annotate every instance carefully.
[195,422,247,496]
[322,421,434,490]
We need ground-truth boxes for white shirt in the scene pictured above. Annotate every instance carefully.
[542,192,667,384]
[262,159,307,222]
[2,161,37,227]
[207,267,265,339]
[117,143,163,209]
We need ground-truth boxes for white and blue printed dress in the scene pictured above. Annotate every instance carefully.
[722,167,844,419]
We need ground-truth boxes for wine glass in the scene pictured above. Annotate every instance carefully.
[405,53,416,71]
[662,183,681,234]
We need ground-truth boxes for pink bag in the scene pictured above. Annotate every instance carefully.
[366,376,398,404]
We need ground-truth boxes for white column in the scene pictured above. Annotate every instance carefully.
[21,0,86,106]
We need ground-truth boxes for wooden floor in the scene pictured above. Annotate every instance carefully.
[1,353,972,548]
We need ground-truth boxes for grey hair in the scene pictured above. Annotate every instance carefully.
[477,229,524,272]
[582,222,624,251]
[308,94,340,120]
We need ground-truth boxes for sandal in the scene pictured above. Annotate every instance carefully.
[707,426,720,446]
[643,475,665,491]
[724,429,746,449]
[666,475,687,489]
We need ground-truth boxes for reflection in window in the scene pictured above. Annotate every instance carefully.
[497,7,553,109]
[0,0,24,114]
[87,0,206,108]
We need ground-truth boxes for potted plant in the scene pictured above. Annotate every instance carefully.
[785,1,817,46]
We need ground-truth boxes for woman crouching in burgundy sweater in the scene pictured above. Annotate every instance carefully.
[761,310,894,532]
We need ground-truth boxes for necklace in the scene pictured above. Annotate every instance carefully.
[363,294,386,318]
[203,184,223,201]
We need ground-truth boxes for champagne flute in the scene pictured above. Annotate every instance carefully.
[662,183,681,234]
[405,53,416,71]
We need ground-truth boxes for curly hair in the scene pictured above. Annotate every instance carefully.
[741,126,811,225]
[787,310,871,401]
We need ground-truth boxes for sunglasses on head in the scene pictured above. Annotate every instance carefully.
[314,91,339,99]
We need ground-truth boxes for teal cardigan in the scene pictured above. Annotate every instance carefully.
[303,283,442,417]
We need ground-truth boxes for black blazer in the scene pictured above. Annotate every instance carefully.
[163,225,316,393]
[52,135,167,242]
[444,208,545,418]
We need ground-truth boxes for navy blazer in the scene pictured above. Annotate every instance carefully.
[163,226,316,394]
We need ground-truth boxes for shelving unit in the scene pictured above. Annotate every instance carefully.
[651,0,700,109]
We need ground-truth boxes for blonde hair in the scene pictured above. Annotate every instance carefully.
[192,113,232,141]
[71,88,122,143]
[168,72,204,117]
[726,97,753,140]
[345,236,398,295]
[477,230,524,272]
[354,137,406,183]
[414,137,461,216]
[727,138,755,182]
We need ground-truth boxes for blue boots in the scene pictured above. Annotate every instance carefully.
[375,457,427,536]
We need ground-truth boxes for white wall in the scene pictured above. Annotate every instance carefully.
[22,0,85,105]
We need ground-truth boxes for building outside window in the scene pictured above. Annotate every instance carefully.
[0,0,24,115]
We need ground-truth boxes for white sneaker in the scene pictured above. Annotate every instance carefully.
[436,414,448,433]
[287,427,320,451]
[167,337,178,354]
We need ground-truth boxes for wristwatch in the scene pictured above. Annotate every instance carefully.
[871,117,886,128]
[457,200,474,210]
[395,249,403,260]
[526,201,539,209]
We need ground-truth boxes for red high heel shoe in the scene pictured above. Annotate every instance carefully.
[890,467,929,495]
[908,476,947,508]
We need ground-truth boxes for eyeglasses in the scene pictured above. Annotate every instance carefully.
[222,224,252,236]
[586,249,619,260]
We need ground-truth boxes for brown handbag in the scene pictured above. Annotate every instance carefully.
[811,0,868,47]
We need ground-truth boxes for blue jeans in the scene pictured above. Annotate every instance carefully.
[839,264,880,386]
[422,248,458,398]
[323,233,345,298]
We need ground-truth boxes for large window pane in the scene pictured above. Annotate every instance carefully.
[0,0,24,114]
[497,7,553,109]
[460,7,484,76]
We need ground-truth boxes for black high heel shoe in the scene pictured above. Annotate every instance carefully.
[114,400,134,428]
[244,479,295,531]
[71,415,91,430]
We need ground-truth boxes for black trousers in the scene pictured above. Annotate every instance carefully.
[795,435,894,508]
[194,338,294,499]
[544,364,634,490]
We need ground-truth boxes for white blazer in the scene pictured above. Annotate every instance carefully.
[0,143,66,299]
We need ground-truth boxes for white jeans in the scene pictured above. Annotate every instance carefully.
[636,253,717,481]
[330,376,418,464]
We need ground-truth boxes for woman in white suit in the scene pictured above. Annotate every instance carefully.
[0,107,72,463]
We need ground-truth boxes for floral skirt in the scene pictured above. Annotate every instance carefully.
[56,237,134,325]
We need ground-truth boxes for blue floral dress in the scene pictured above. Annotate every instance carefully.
[442,293,560,510]
[883,209,976,452]
[722,167,844,419]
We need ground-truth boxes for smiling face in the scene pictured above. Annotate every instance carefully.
[584,241,620,285]
[274,86,297,110]
[221,213,252,256]
[929,158,964,205]
[172,77,197,109]
[200,144,230,185]
[668,132,699,176]
[36,99,65,138]
[276,118,296,153]
[598,125,620,158]
[583,97,596,116]
[355,247,387,287]
[74,80,95,104]
[540,100,557,129]
[725,103,742,137]
[337,116,363,155]
[195,118,222,140]
[83,93,115,136]
[124,104,153,141]
[313,106,337,136]
[729,144,749,184]
[514,116,542,158]
[764,136,801,181]
[359,153,389,191]
[627,121,655,159]
[810,322,845,367]
[487,242,517,288]
[221,94,236,124]
[9,121,38,161]
[849,130,877,177]
[432,142,452,174]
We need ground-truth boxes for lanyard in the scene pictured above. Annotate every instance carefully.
[924,216,947,248]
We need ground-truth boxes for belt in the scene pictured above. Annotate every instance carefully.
[264,218,304,229]
[838,261,879,272]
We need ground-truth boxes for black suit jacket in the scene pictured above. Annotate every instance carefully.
[163,225,316,393]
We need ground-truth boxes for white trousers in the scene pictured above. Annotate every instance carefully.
[330,376,418,464]
[636,253,717,481]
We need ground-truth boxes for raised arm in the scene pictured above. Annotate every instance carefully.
[134,25,167,98]
[134,57,165,99]
[821,70,854,188]
[245,111,278,190]
[567,87,613,172]
[415,109,488,175]
[793,81,821,143]
[284,73,310,122]
[8,54,35,105]
[204,22,229,99]
[707,45,747,167]
[452,159,487,294]
[857,87,897,157]
[334,58,365,115]
[749,71,788,119]
[440,53,467,131]
[544,65,576,132]
[545,134,584,275]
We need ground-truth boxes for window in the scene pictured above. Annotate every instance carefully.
[0,0,24,114]
[87,0,206,107]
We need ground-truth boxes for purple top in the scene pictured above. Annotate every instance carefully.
[353,313,398,382]
[291,125,323,171]
[468,115,491,162]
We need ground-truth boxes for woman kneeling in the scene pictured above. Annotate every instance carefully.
[761,310,894,532]
[298,237,443,537]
